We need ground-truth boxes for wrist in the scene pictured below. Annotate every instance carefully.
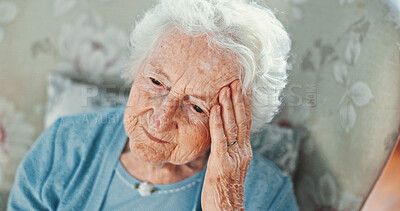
[202,185,245,211]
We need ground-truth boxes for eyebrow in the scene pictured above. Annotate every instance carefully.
[188,93,209,103]
[152,64,171,82]
[150,61,171,82]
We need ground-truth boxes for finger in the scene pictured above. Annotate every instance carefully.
[230,80,251,148]
[219,87,238,145]
[243,92,252,150]
[243,90,252,122]
[209,105,228,158]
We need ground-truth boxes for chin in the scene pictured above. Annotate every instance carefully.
[129,138,171,165]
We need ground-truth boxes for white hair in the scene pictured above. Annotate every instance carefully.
[125,0,291,132]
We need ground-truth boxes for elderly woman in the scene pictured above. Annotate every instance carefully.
[8,0,297,210]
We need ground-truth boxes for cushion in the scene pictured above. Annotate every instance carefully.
[45,73,129,128]
[251,125,302,178]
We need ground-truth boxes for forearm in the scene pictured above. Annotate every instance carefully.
[202,178,245,211]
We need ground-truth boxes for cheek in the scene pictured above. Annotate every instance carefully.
[125,79,163,119]
[180,117,211,150]
[127,80,159,107]
[124,78,171,139]
[123,107,138,137]
[124,82,152,136]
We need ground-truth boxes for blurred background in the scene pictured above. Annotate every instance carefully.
[0,0,399,210]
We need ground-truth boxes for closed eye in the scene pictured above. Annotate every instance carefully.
[150,77,162,86]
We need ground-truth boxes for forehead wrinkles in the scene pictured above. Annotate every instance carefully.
[150,30,240,103]
[180,44,236,104]
[150,31,193,81]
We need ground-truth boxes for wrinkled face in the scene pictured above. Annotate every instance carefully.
[124,29,240,165]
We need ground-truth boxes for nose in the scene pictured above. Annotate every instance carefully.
[148,95,179,133]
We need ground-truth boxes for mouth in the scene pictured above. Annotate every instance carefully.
[142,126,168,144]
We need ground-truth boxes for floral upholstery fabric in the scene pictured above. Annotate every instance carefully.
[250,125,302,178]
[0,0,399,210]
[269,0,400,210]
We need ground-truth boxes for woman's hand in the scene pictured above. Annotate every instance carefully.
[201,80,253,211]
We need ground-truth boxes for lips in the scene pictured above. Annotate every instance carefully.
[142,126,168,144]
